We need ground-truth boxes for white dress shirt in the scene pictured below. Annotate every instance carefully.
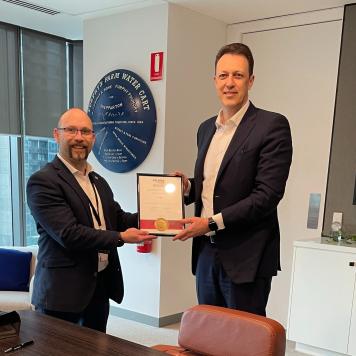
[201,100,250,233]
[57,154,108,271]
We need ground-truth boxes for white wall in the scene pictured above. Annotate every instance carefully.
[84,3,226,320]
[160,4,226,316]
[227,7,343,327]
[84,4,169,318]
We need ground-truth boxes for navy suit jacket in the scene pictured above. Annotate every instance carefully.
[27,156,137,312]
[189,103,293,284]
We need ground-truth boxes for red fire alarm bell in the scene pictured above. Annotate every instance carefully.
[137,240,153,253]
[150,52,163,81]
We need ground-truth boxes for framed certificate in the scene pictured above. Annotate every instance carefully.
[137,173,185,236]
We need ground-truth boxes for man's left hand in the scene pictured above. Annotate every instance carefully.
[173,217,210,241]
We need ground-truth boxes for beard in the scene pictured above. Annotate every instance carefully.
[69,145,89,161]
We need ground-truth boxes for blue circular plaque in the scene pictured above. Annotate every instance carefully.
[87,69,156,173]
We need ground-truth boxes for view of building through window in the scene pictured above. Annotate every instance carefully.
[24,137,57,246]
[0,135,13,246]
[0,135,57,246]
[0,22,82,247]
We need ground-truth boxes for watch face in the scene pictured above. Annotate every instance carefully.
[209,218,218,231]
[88,69,156,173]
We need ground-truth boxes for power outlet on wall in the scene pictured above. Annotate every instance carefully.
[332,212,343,225]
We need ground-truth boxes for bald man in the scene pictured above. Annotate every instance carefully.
[27,108,155,332]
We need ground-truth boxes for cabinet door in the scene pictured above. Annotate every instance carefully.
[288,247,355,354]
[347,263,356,355]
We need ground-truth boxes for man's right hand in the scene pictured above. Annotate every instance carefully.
[120,228,157,243]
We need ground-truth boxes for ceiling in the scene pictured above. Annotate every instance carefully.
[0,0,355,39]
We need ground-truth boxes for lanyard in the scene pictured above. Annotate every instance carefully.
[88,173,102,227]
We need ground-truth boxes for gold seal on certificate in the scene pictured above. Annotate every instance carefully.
[137,174,185,236]
[154,218,169,231]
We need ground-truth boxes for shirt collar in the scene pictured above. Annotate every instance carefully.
[57,153,93,177]
[216,100,250,129]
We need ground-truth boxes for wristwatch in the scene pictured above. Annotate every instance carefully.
[208,217,218,232]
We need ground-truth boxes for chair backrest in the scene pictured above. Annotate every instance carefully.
[178,305,286,356]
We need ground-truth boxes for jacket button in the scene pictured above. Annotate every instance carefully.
[93,272,98,277]
[214,195,220,198]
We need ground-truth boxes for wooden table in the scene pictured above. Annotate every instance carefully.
[0,310,165,355]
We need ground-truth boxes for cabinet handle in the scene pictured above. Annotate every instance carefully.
[349,262,355,267]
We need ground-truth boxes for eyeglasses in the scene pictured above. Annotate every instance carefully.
[57,127,94,137]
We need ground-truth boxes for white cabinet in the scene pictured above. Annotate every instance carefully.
[349,278,356,356]
[287,240,356,355]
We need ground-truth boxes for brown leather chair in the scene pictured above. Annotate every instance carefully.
[152,305,286,356]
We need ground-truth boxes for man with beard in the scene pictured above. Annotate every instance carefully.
[26,108,155,332]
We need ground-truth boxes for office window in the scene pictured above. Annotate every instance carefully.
[69,41,83,108]
[24,137,58,246]
[0,22,82,247]
[22,30,67,137]
[0,23,20,134]
[0,135,13,246]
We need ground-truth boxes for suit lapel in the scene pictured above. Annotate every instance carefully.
[52,157,93,223]
[196,119,216,182]
[216,104,258,184]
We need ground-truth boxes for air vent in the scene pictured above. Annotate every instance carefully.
[2,0,60,15]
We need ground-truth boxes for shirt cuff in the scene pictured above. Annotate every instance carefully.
[212,213,225,230]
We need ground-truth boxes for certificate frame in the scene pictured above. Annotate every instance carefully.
[137,173,185,236]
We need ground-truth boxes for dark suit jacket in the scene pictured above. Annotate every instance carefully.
[189,102,292,284]
[26,156,137,312]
